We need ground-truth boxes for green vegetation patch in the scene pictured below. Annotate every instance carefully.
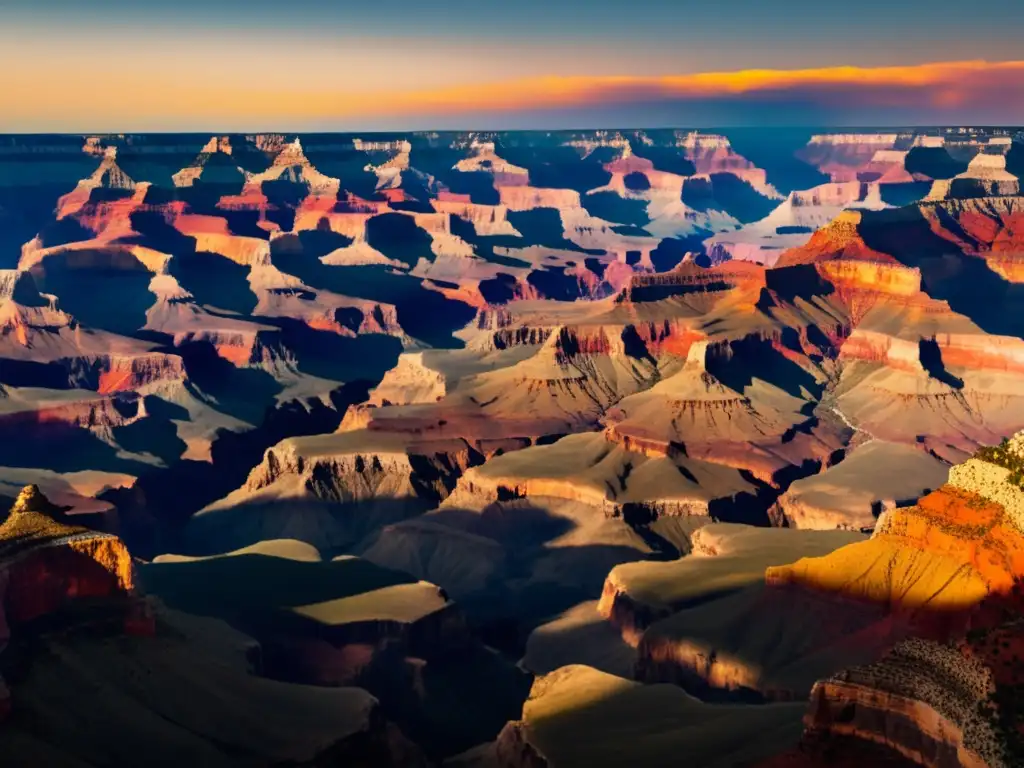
[976,439,1024,489]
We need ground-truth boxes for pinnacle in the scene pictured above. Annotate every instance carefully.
[10,485,66,518]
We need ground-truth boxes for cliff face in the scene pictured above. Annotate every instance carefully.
[803,639,998,768]
[926,155,1020,202]
[0,269,187,390]
[185,431,486,554]
[0,485,136,603]
[244,433,481,504]
[765,431,1024,767]
[797,134,903,182]
[776,210,904,268]
[795,593,1024,768]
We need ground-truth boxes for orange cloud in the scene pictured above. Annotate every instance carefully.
[347,60,1024,117]
[3,59,1023,130]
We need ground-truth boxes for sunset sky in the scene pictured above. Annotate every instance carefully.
[3,0,1024,131]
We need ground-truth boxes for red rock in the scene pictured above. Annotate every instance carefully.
[0,487,136,625]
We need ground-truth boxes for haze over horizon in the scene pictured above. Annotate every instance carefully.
[3,0,1024,131]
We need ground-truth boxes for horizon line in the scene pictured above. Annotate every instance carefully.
[2,125,1023,138]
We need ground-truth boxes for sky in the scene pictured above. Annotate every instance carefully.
[2,0,1024,131]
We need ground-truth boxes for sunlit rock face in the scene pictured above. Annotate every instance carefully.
[764,432,1024,767]
[0,485,145,722]
[0,485,137,614]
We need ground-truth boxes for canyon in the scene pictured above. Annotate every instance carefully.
[1,126,1023,766]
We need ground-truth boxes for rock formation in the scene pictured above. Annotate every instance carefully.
[0,485,147,723]
[3,127,1024,765]
[486,664,806,768]
[773,440,949,530]
[763,430,1024,767]
[798,133,904,182]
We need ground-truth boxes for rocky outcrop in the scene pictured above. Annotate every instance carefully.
[454,140,529,186]
[795,577,1024,768]
[243,433,480,504]
[0,485,137,604]
[170,136,236,187]
[763,434,1024,766]
[241,137,340,197]
[187,431,484,553]
[803,638,999,768]
[777,211,912,273]
[766,432,1024,612]
[0,485,149,722]
[603,333,842,488]
[451,428,759,525]
[773,441,949,531]
[926,153,1020,201]
[370,353,448,406]
[55,146,137,219]
[598,525,865,647]
[617,260,766,303]
[797,134,904,182]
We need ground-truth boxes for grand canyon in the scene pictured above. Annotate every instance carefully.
[2,125,1024,767]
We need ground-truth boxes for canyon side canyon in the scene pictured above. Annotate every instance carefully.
[1,127,1024,766]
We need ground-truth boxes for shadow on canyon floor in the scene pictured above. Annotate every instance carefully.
[101,380,370,558]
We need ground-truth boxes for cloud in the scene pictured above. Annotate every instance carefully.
[3,59,1023,131]
[357,60,1024,124]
